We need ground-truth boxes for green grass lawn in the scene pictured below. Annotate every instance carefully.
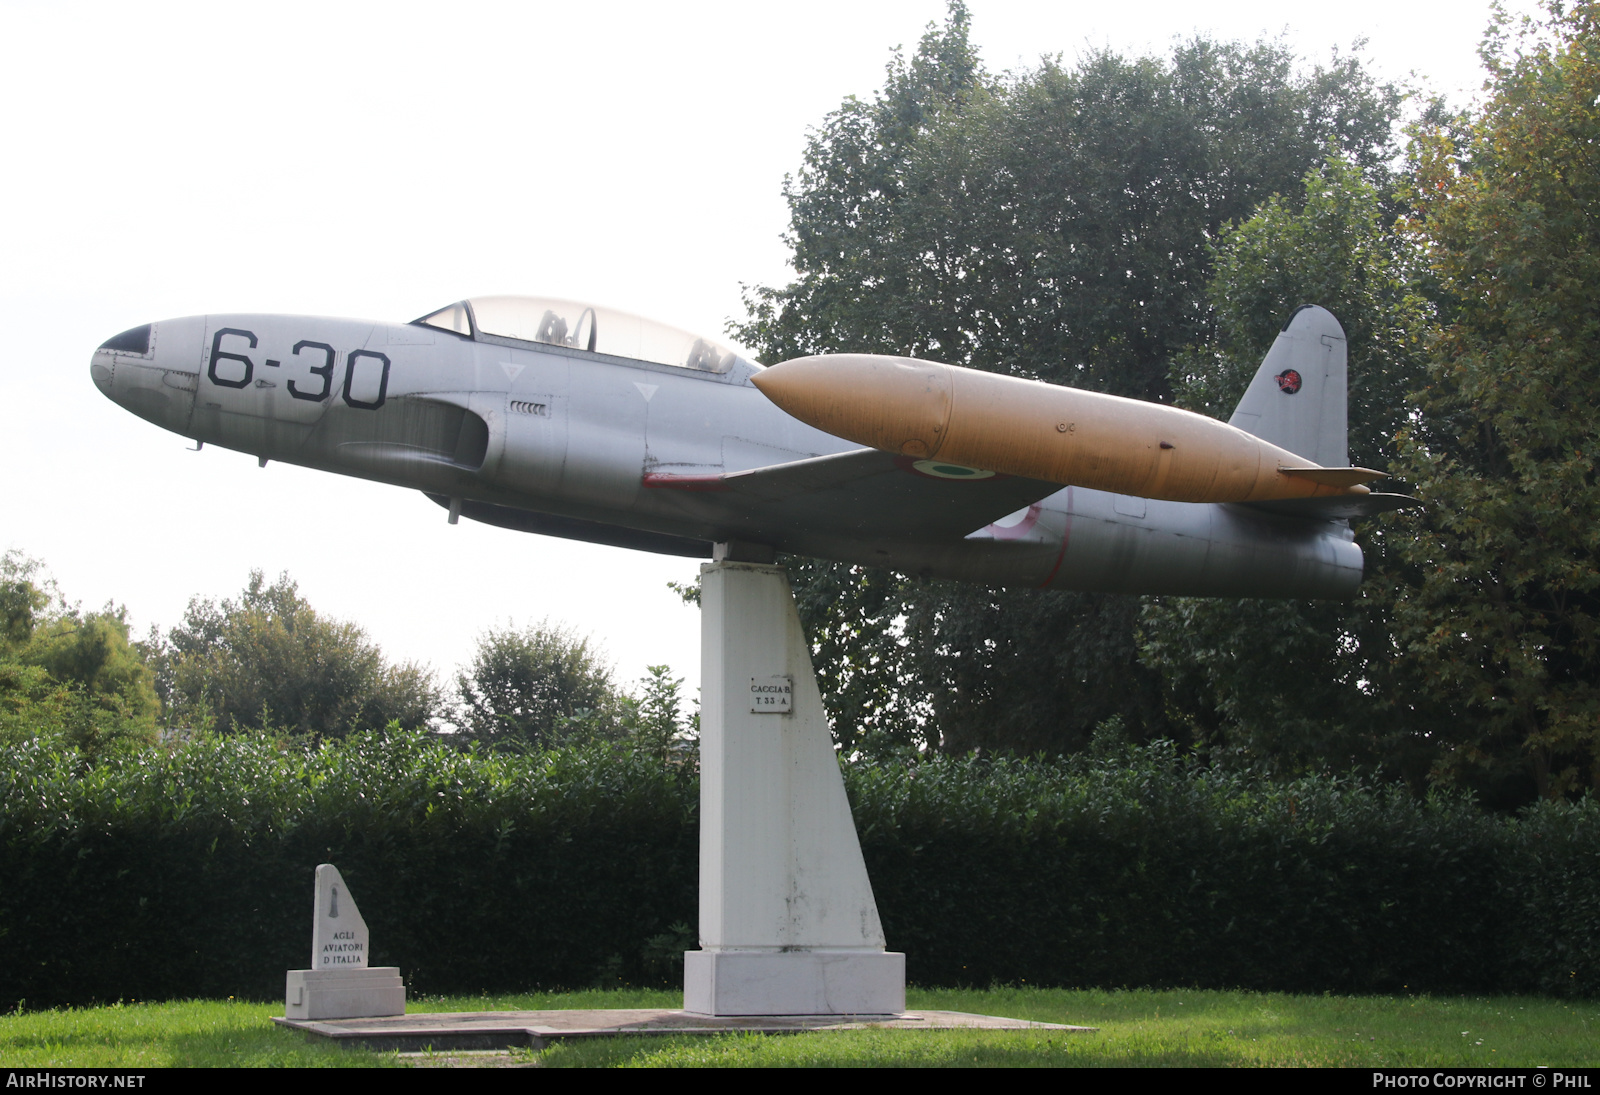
[1,988,1595,1068]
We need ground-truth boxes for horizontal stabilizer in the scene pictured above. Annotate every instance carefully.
[1242,493,1421,520]
[1278,466,1388,487]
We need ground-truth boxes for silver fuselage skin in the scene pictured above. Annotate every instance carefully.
[90,313,1362,598]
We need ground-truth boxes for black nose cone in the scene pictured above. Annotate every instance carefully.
[99,324,152,354]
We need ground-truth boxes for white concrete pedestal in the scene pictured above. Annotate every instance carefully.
[685,561,905,1016]
[685,951,905,1016]
[285,968,406,1020]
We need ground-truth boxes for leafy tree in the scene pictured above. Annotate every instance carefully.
[1387,1,1600,801]
[1138,152,1442,781]
[788,560,928,756]
[454,620,619,749]
[158,570,440,737]
[627,664,695,762]
[902,582,1167,757]
[736,4,1404,755]
[740,6,1400,400]
[0,553,51,648]
[0,551,159,754]
[1166,151,1434,470]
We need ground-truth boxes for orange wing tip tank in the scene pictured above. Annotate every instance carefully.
[751,353,1387,506]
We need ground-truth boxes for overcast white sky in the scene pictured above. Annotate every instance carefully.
[1,0,1510,705]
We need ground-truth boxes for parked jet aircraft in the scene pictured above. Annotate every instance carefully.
[91,297,1413,598]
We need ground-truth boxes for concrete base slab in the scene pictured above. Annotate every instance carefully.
[273,1008,1093,1052]
[285,967,406,1020]
[684,950,905,1016]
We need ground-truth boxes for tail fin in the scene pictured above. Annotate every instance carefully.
[1228,304,1348,468]
[1230,305,1423,521]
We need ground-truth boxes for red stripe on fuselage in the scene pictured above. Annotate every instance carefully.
[642,473,731,492]
[1038,488,1072,589]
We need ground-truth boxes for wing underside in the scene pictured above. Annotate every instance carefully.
[644,448,1066,545]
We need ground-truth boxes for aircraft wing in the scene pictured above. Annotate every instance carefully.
[644,448,1065,544]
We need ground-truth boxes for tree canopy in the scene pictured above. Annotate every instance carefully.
[157,571,441,737]
[1138,151,1441,784]
[0,552,159,754]
[741,0,1600,807]
[453,620,620,749]
[739,2,1400,402]
[1387,1,1600,800]
[737,3,1408,759]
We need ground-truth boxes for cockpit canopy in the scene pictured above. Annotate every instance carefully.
[413,296,759,374]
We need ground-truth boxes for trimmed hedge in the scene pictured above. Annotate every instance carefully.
[0,733,697,1007]
[855,749,1512,994]
[1,733,1595,1008]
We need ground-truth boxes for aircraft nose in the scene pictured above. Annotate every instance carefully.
[92,319,202,434]
[89,324,151,397]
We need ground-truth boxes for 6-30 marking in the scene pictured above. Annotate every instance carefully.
[208,329,388,410]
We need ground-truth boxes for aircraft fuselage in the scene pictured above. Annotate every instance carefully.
[91,306,1362,598]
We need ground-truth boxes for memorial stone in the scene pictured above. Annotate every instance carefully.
[284,864,406,1020]
[312,863,370,970]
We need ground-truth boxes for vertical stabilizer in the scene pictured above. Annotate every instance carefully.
[1228,304,1348,468]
